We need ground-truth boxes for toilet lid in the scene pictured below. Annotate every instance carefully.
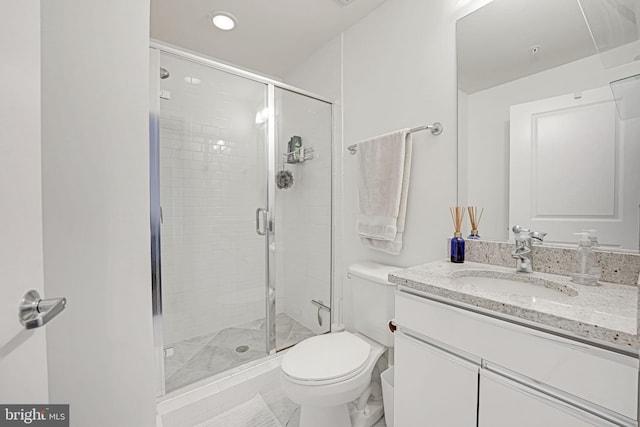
[282,332,371,382]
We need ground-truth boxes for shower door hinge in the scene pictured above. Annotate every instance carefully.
[159,89,171,100]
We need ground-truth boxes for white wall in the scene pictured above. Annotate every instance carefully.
[40,1,156,426]
[460,54,609,241]
[157,54,267,344]
[457,89,469,209]
[341,0,462,328]
[0,0,49,403]
[286,0,490,330]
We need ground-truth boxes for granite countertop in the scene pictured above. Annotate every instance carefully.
[389,260,638,351]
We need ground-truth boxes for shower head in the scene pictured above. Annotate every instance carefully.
[160,68,170,80]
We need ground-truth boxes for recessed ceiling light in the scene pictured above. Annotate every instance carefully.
[211,12,236,31]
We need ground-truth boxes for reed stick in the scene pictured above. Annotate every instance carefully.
[449,206,465,234]
[467,206,484,231]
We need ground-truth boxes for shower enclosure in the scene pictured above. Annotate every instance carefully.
[149,45,333,396]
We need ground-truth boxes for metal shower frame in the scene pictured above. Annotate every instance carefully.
[149,41,335,397]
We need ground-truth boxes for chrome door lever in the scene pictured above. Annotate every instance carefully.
[19,290,67,329]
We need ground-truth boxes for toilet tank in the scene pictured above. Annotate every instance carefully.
[348,262,398,347]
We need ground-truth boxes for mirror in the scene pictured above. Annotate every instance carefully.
[578,0,640,70]
[457,0,640,251]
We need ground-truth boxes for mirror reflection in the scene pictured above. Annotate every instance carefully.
[457,0,640,250]
[578,0,640,69]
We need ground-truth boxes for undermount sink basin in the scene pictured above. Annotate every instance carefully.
[450,270,578,298]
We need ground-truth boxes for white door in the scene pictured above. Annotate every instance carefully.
[0,0,49,403]
[478,370,619,427]
[394,332,479,426]
[509,86,640,248]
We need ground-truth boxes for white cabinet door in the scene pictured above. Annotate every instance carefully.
[509,86,640,248]
[478,370,619,427]
[396,291,638,419]
[394,332,478,427]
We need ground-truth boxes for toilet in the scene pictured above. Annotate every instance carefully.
[281,262,397,427]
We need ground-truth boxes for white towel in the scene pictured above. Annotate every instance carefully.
[356,129,412,255]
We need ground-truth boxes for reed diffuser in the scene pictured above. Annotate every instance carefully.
[449,206,466,263]
[467,206,484,239]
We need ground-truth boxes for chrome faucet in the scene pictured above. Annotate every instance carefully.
[511,225,546,273]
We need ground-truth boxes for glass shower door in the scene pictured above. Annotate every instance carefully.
[273,88,333,350]
[157,52,271,392]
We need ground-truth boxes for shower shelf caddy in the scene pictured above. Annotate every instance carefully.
[283,135,314,164]
[283,146,314,164]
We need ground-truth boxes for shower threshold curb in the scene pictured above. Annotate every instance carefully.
[157,352,286,416]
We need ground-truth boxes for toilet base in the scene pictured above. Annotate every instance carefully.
[349,397,384,427]
[299,403,351,427]
[297,394,384,427]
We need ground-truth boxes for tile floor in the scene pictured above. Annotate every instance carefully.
[196,388,387,427]
[262,387,301,427]
[165,313,316,392]
[262,387,387,427]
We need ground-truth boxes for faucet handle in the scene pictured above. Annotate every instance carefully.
[512,225,546,241]
[530,231,547,242]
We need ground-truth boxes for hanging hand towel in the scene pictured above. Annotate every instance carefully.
[356,129,412,255]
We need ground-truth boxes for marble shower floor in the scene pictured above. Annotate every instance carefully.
[164,313,316,393]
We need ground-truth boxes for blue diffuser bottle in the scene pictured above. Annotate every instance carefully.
[449,206,466,263]
[451,232,465,263]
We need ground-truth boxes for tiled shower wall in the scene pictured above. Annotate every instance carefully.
[159,55,268,345]
[274,89,332,335]
[157,54,333,347]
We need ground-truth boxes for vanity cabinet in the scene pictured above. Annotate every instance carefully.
[479,370,618,426]
[394,291,638,427]
[394,332,478,426]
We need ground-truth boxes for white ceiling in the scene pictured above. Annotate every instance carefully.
[151,0,386,78]
[457,0,598,94]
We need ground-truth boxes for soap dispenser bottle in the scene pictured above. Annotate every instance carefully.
[571,232,601,285]
[582,229,599,248]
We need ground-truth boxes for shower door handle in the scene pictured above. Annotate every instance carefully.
[256,208,267,236]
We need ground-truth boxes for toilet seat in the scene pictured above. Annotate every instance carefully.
[282,332,371,385]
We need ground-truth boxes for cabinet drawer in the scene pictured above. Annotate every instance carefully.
[395,291,639,420]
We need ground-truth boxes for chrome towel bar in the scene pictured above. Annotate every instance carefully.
[346,122,443,155]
